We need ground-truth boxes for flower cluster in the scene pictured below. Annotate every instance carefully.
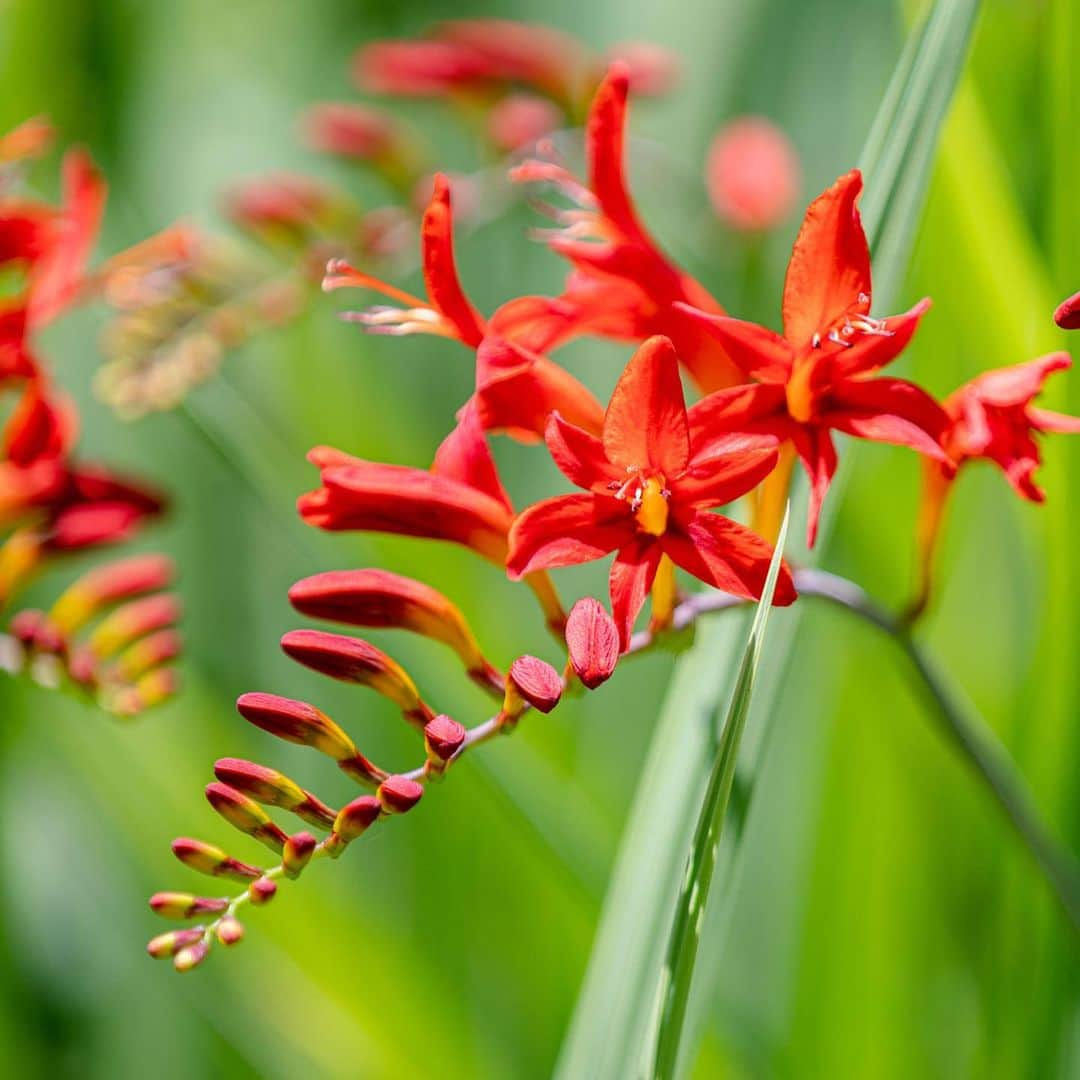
[0,120,180,716]
[95,20,678,418]
[144,49,1078,967]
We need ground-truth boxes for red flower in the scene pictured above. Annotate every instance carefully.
[507,336,796,648]
[940,352,1080,496]
[511,66,743,393]
[680,169,948,545]
[323,173,604,439]
[910,352,1080,616]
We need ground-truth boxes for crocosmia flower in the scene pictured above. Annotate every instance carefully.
[324,173,604,439]
[512,66,743,393]
[909,351,1080,615]
[507,335,796,648]
[680,168,948,545]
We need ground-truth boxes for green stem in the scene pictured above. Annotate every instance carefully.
[796,568,1080,932]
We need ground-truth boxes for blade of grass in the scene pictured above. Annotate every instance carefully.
[648,509,789,1080]
[556,2,982,1076]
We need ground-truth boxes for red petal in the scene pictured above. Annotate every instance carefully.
[432,401,513,512]
[608,537,662,650]
[544,412,619,492]
[674,445,779,510]
[826,298,931,380]
[1053,291,1080,330]
[1029,406,1080,434]
[825,377,948,460]
[790,426,838,548]
[672,306,792,382]
[662,511,796,604]
[968,352,1071,407]
[421,174,486,347]
[602,336,690,476]
[781,169,870,348]
[29,149,106,327]
[475,337,604,440]
[506,494,631,578]
[687,382,788,449]
[586,66,647,245]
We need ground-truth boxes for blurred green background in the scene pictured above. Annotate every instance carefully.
[0,0,1077,1076]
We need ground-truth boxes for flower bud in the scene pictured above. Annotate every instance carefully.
[107,666,179,716]
[424,714,466,763]
[282,832,318,879]
[248,877,277,906]
[287,569,497,688]
[706,118,801,233]
[377,775,424,815]
[149,892,228,920]
[111,628,181,682]
[89,593,181,658]
[205,782,289,853]
[213,758,337,830]
[215,917,245,947]
[565,598,619,689]
[171,837,262,882]
[236,692,386,785]
[327,795,383,855]
[280,630,434,727]
[173,939,210,972]
[49,554,174,635]
[505,655,562,716]
[147,927,205,958]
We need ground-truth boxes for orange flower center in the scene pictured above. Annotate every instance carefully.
[786,358,815,423]
[632,475,670,536]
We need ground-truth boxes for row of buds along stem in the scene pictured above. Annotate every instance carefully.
[146,568,619,970]
[1,553,181,716]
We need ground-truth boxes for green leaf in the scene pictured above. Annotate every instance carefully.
[555,3,982,1077]
[647,509,789,1080]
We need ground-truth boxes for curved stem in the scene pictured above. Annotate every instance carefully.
[796,567,1080,931]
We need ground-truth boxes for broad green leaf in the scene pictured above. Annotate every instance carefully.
[555,3,982,1077]
[648,510,789,1080]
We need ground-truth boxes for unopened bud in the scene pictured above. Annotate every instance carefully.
[282,832,318,879]
[377,775,424,815]
[173,939,210,972]
[280,630,434,727]
[248,877,277,905]
[288,570,497,689]
[329,795,382,854]
[89,594,180,658]
[171,837,262,882]
[565,598,619,688]
[205,782,289,853]
[215,917,245,946]
[506,655,562,716]
[49,554,174,635]
[424,714,466,765]
[149,892,228,920]
[236,692,387,785]
[111,628,181,682]
[213,758,336,830]
[147,927,205,958]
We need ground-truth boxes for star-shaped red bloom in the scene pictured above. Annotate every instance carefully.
[507,336,796,649]
[679,169,948,546]
[938,352,1080,499]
